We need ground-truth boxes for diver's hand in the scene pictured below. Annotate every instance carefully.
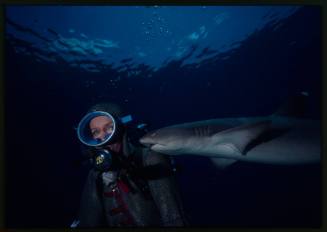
[102,171,118,186]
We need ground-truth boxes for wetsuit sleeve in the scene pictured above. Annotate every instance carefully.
[77,169,106,227]
[143,150,187,226]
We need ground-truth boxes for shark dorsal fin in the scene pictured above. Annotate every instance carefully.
[212,120,271,155]
[274,92,308,118]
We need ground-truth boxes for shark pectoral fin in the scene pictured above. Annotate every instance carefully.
[210,157,237,170]
[212,120,271,155]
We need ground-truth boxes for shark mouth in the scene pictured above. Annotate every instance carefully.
[139,137,167,150]
[141,141,166,148]
[150,144,168,150]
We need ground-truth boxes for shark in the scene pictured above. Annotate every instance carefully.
[139,93,321,169]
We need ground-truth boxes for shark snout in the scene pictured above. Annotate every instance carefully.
[139,138,152,147]
[139,131,159,147]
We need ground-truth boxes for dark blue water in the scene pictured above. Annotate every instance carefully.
[4,6,321,227]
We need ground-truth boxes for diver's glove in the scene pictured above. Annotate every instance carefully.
[102,171,118,186]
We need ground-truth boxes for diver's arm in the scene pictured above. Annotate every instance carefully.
[76,169,106,227]
[143,150,187,226]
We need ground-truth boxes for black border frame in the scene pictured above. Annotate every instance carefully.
[0,1,325,231]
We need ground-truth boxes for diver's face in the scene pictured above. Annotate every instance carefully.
[89,116,114,141]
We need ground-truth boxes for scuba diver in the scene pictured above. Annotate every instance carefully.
[72,102,187,227]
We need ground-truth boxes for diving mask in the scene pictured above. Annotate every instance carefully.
[77,111,132,147]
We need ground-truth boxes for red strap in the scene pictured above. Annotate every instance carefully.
[117,180,130,193]
[103,191,116,198]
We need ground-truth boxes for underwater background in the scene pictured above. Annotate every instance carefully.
[4,5,321,227]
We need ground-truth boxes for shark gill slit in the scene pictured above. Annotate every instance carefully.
[197,126,207,137]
